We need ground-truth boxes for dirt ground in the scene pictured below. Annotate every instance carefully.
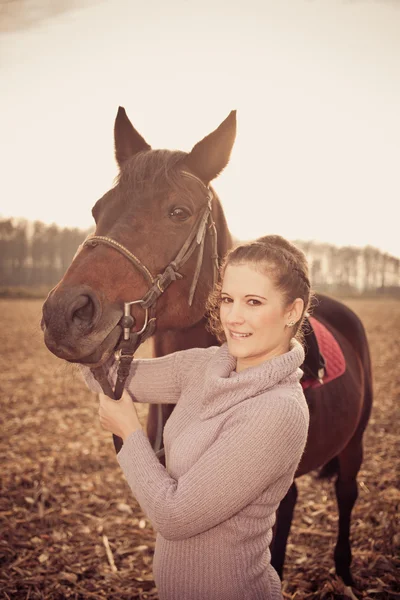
[0,298,399,599]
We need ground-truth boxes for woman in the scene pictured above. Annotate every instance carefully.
[81,234,311,600]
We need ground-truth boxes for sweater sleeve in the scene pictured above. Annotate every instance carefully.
[117,395,309,541]
[79,347,213,404]
[79,353,180,404]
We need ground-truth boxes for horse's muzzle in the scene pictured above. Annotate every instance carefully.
[42,284,122,363]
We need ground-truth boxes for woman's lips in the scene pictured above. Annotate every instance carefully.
[228,331,252,340]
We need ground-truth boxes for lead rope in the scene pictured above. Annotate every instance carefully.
[189,222,206,306]
[91,330,152,454]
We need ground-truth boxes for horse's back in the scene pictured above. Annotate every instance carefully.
[312,294,372,375]
[296,294,373,475]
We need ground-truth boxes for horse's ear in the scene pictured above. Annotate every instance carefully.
[183,110,237,184]
[114,106,151,168]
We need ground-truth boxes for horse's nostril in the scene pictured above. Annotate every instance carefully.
[71,295,95,325]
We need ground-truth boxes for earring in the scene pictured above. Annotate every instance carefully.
[287,320,295,328]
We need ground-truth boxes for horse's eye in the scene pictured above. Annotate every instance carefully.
[169,207,191,221]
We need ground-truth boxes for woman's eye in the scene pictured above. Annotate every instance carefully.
[169,207,191,221]
[220,297,232,304]
[248,299,261,306]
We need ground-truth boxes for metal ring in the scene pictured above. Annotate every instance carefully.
[124,300,149,335]
[136,307,149,335]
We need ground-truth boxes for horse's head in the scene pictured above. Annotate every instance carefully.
[42,108,236,366]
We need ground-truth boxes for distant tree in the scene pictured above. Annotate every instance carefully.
[11,220,29,283]
[310,257,324,290]
[0,218,29,284]
[59,226,90,275]
[395,258,400,288]
[337,246,360,289]
[379,253,400,291]
[363,246,379,291]
[329,245,342,286]
[0,219,15,283]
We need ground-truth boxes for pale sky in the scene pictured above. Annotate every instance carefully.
[1,0,399,256]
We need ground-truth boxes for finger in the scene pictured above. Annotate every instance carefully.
[107,391,129,404]
[113,395,125,404]
[99,395,114,409]
[98,405,108,419]
[98,392,114,403]
[99,415,109,428]
[102,395,125,408]
[121,389,132,402]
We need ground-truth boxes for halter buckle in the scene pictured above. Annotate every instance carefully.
[122,300,149,340]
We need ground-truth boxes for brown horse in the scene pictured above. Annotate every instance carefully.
[41,107,373,588]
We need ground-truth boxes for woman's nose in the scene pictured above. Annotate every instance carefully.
[226,304,245,324]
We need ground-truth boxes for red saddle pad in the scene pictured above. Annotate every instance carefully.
[301,316,346,390]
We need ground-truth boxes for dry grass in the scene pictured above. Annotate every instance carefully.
[0,298,399,599]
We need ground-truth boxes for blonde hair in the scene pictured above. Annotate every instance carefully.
[206,235,313,343]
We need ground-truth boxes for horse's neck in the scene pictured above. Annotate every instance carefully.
[153,318,218,357]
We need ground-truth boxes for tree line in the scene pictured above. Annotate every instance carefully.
[294,240,400,295]
[0,218,399,295]
[0,219,92,288]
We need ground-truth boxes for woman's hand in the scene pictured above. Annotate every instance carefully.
[98,390,142,441]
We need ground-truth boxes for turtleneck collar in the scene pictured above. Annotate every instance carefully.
[201,339,305,419]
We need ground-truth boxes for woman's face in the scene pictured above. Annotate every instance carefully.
[220,263,298,371]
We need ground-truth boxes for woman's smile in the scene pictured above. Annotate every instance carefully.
[228,330,252,340]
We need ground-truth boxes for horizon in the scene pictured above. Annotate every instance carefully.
[1,0,399,258]
[1,209,398,260]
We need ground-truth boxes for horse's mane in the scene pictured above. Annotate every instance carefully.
[116,149,193,196]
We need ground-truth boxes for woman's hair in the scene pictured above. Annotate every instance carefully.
[206,234,314,343]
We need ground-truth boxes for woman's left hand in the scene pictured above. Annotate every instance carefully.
[98,390,142,441]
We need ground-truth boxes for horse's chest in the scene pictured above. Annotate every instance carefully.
[163,400,225,479]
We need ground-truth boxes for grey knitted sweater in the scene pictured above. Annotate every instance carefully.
[81,340,309,600]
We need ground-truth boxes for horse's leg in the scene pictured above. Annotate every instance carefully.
[333,438,363,587]
[270,481,298,579]
[147,404,174,465]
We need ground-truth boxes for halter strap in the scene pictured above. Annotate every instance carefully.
[83,235,155,285]
[83,169,219,409]
[180,170,209,189]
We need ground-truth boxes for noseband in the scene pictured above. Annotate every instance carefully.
[83,170,219,402]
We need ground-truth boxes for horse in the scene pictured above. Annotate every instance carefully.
[41,107,373,588]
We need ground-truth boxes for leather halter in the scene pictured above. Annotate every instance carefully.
[83,170,219,402]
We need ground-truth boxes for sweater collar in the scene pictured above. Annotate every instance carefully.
[201,339,305,419]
